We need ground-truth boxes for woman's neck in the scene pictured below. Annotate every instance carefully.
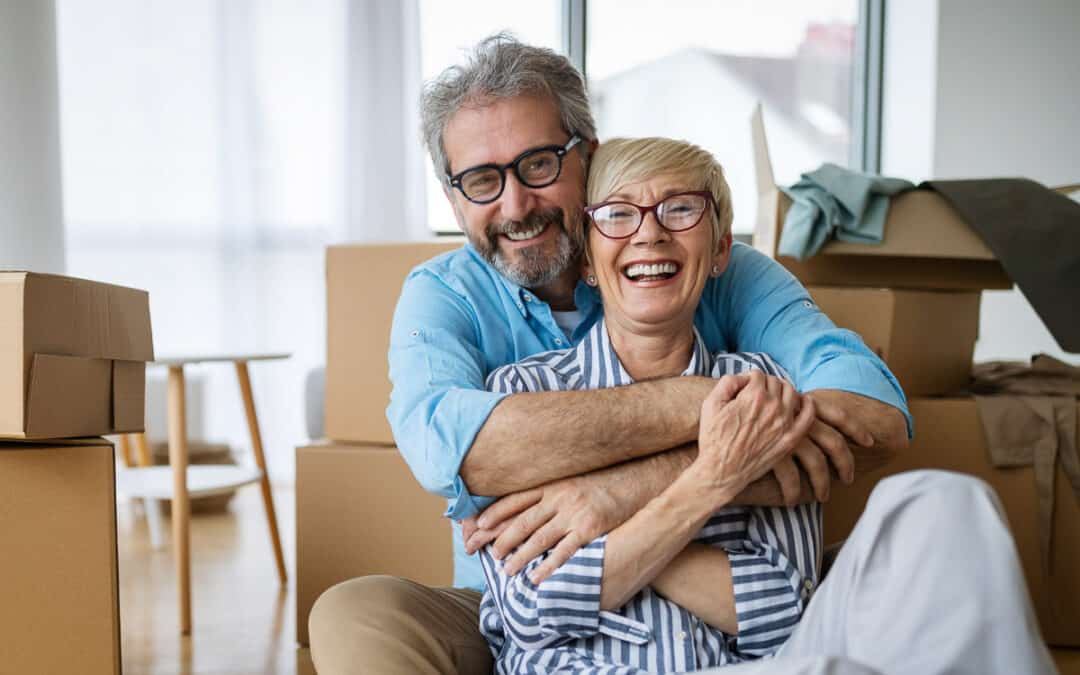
[604,317,696,382]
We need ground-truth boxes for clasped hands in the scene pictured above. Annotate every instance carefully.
[463,371,873,584]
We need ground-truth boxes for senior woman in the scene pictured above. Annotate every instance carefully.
[478,137,821,674]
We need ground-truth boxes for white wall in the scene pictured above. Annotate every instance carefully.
[882,0,1080,364]
[0,1,66,273]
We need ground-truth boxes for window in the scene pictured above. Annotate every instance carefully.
[421,0,880,235]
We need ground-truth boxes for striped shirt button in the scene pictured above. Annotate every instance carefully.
[804,579,814,590]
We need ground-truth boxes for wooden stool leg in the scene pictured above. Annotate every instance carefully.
[235,360,288,585]
[134,432,153,467]
[118,434,135,468]
[167,366,192,635]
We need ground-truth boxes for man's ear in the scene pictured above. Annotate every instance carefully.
[712,232,733,276]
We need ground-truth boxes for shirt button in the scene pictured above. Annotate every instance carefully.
[554,338,563,346]
[409,330,419,337]
[803,300,814,309]
[523,294,533,302]
[677,630,687,641]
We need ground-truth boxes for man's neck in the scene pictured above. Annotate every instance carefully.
[528,268,580,311]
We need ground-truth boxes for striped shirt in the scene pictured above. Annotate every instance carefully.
[479,318,822,674]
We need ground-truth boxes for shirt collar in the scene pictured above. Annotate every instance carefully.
[577,317,712,385]
[465,242,600,321]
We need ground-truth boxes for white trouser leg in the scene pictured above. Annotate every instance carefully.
[775,470,1054,675]
[697,655,881,675]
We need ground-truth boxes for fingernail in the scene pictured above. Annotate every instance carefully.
[477,516,488,528]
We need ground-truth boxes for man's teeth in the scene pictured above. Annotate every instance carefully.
[505,224,547,241]
[625,262,678,278]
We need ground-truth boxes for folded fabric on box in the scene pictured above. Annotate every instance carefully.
[972,355,1080,581]
[778,162,914,260]
[923,179,1080,352]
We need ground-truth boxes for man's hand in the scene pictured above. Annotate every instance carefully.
[806,389,909,452]
[464,470,630,583]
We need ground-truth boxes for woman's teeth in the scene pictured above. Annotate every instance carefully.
[505,223,547,241]
[624,262,679,279]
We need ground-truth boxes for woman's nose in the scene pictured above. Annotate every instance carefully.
[631,210,670,245]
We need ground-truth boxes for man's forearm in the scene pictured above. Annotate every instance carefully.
[461,377,716,495]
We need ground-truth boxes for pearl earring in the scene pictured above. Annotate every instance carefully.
[711,265,722,276]
[586,274,597,286]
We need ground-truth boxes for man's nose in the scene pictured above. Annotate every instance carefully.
[498,170,535,222]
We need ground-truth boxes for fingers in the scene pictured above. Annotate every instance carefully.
[809,391,874,448]
[528,534,585,585]
[771,457,802,507]
[809,418,856,484]
[461,516,479,543]
[707,373,751,406]
[794,439,831,502]
[490,502,555,561]
[477,489,543,530]
[464,518,511,554]
[503,520,567,576]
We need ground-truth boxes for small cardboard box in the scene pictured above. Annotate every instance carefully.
[0,272,155,439]
[296,441,452,645]
[824,398,1080,647]
[0,438,121,674]
[325,241,460,444]
[751,106,1012,291]
[808,286,979,396]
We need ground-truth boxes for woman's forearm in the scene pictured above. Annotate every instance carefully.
[598,469,732,610]
[650,543,737,634]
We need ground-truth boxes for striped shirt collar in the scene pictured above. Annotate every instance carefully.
[575,316,713,387]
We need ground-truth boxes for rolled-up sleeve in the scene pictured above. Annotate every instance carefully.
[478,536,652,651]
[387,270,506,520]
[722,245,912,437]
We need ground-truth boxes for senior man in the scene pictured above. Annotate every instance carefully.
[308,35,1051,675]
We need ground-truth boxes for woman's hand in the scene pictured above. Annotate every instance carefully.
[691,370,816,506]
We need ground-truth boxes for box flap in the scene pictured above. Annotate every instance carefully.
[23,354,112,439]
[111,360,146,433]
[22,273,154,367]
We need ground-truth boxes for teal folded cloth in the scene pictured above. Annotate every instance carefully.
[778,162,915,261]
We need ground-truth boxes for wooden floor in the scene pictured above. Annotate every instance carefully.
[118,486,314,675]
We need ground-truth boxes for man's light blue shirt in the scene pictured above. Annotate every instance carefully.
[387,241,910,591]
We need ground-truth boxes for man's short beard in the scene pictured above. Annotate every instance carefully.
[475,207,582,289]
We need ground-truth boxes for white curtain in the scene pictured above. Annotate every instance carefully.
[56,0,426,482]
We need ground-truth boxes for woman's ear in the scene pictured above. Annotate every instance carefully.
[711,232,733,277]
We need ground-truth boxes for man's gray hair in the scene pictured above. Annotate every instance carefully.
[420,32,597,180]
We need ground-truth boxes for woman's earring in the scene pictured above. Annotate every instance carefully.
[586,274,598,286]
[711,265,722,277]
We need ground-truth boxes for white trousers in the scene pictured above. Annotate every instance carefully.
[702,470,1055,675]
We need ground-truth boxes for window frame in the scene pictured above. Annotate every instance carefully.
[564,0,883,172]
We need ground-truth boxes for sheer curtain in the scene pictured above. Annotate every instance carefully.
[56,0,426,481]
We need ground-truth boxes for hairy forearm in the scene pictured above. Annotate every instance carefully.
[462,377,715,495]
[650,543,737,634]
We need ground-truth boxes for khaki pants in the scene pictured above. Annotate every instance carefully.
[308,575,492,675]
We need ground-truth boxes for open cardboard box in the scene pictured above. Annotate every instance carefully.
[751,105,1012,291]
[325,241,460,444]
[807,286,979,396]
[0,437,121,674]
[0,272,154,439]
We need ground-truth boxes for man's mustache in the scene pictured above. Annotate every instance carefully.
[487,208,565,240]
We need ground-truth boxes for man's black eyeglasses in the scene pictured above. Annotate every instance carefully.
[447,135,582,204]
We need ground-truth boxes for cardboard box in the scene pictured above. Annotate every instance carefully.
[1056,648,1080,675]
[824,398,1080,647]
[808,286,979,396]
[325,241,460,444]
[0,272,155,439]
[296,441,453,645]
[751,106,1012,291]
[0,438,121,674]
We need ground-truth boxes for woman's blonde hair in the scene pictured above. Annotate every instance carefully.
[580,137,733,253]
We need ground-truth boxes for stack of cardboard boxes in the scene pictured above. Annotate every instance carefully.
[295,242,459,645]
[0,271,154,675]
[752,112,1080,665]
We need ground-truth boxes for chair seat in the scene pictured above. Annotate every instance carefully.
[117,465,263,500]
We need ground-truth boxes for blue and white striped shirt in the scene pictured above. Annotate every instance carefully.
[479,318,822,674]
